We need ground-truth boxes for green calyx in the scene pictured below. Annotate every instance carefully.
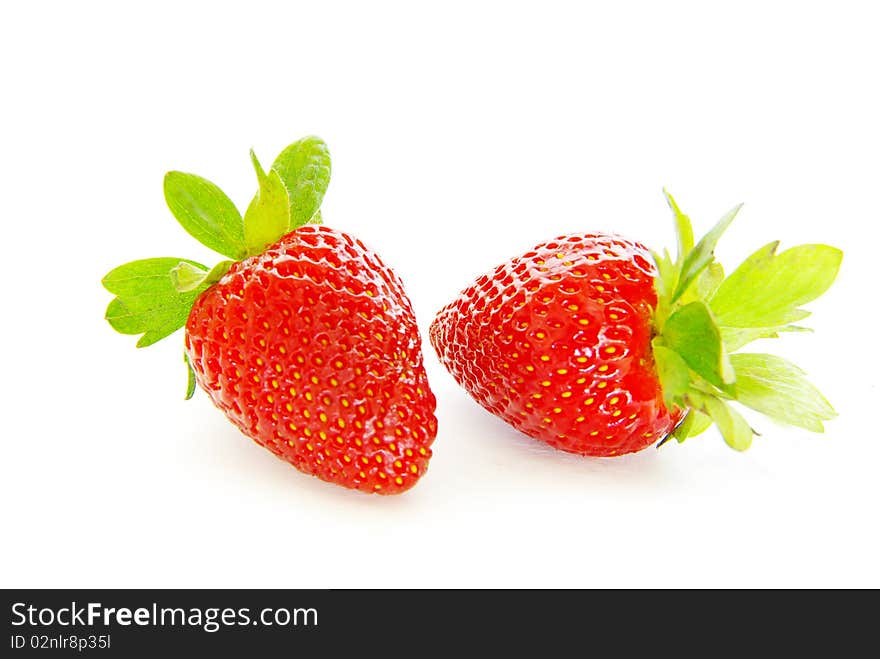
[651,190,842,451]
[102,136,332,395]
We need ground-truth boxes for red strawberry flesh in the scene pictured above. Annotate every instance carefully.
[186,225,437,493]
[431,233,684,457]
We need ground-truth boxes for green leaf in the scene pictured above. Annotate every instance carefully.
[164,172,246,260]
[672,202,742,301]
[103,258,207,347]
[243,150,291,256]
[653,342,691,410]
[694,262,725,300]
[651,248,677,326]
[720,324,811,352]
[309,209,323,225]
[710,243,842,328]
[661,301,734,391]
[644,194,840,452]
[678,261,725,306]
[269,136,331,228]
[170,262,208,292]
[703,397,753,451]
[671,411,695,443]
[651,249,676,300]
[184,352,197,400]
[663,189,694,263]
[684,410,713,438]
[730,353,836,432]
[171,260,234,293]
[669,409,713,443]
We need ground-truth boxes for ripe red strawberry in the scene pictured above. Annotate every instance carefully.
[185,226,436,493]
[432,233,681,456]
[103,137,436,494]
[431,192,841,456]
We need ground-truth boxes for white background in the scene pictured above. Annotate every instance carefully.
[2,1,878,588]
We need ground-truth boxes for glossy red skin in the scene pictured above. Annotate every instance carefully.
[185,225,437,494]
[431,233,684,457]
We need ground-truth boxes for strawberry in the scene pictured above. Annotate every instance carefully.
[103,137,437,494]
[431,191,841,456]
